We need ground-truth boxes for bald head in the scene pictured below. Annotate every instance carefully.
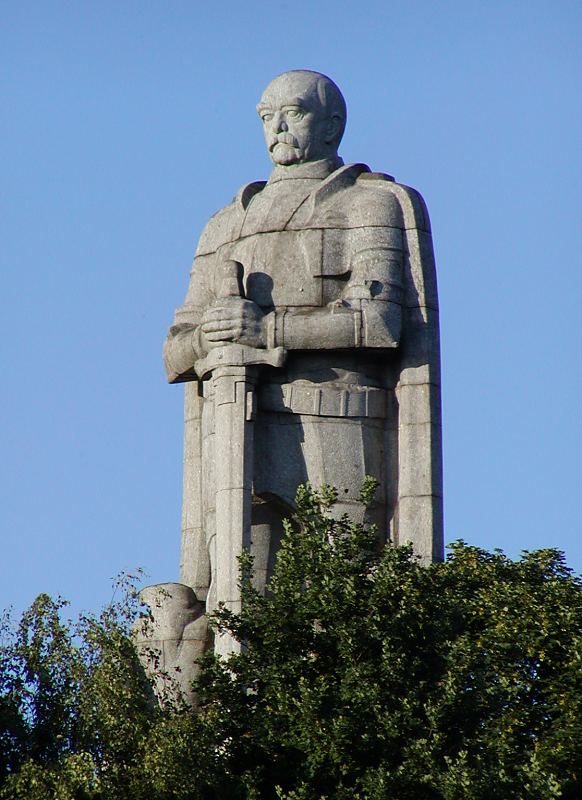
[257,70,347,166]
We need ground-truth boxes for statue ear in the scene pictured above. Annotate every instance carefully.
[325,114,343,144]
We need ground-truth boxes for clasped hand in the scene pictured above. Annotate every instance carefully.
[200,299,266,351]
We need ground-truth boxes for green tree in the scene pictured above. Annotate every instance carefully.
[197,484,582,799]
[0,575,163,800]
[1,484,581,799]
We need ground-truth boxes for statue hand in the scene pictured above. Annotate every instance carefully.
[200,300,266,350]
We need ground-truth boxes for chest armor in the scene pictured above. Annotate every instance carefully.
[200,166,404,310]
[212,177,348,309]
[222,229,331,308]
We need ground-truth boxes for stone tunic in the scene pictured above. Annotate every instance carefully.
[164,158,442,603]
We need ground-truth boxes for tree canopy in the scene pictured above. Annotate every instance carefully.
[1,484,581,799]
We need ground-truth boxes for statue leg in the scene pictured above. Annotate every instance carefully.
[181,383,211,598]
[253,411,392,591]
[250,498,288,594]
[299,415,389,533]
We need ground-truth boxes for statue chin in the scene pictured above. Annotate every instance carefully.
[271,142,303,166]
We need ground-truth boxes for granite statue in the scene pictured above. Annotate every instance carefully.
[136,70,443,669]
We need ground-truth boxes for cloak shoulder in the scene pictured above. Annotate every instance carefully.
[195,181,266,257]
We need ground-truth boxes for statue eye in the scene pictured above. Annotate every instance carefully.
[261,112,274,122]
[287,109,302,119]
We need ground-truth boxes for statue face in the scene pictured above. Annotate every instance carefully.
[257,72,340,166]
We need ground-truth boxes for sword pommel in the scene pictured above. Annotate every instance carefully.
[218,260,245,300]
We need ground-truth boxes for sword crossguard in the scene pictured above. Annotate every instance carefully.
[195,343,286,380]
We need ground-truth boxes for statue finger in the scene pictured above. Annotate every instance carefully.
[201,306,230,322]
[202,319,241,333]
[204,324,242,338]
[204,330,236,342]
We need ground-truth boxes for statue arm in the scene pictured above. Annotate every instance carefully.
[267,247,403,351]
[163,255,215,383]
[164,234,404,375]
[164,253,268,382]
[163,322,204,384]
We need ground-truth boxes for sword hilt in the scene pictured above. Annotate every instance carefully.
[196,260,287,379]
[218,260,245,300]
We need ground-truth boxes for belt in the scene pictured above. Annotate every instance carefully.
[258,383,388,419]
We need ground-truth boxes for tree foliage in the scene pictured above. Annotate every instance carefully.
[1,485,581,799]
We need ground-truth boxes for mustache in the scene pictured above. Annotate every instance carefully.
[268,132,299,151]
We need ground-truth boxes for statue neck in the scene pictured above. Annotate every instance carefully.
[267,156,344,184]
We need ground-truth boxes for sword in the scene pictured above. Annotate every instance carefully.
[195,260,285,657]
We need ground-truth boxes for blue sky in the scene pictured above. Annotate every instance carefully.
[2,1,581,618]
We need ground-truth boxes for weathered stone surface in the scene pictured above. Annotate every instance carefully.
[180,386,208,597]
[146,70,443,666]
[133,583,208,706]
[396,495,444,563]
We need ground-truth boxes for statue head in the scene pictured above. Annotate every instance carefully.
[257,70,347,167]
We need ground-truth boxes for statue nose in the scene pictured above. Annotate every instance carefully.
[273,112,287,133]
